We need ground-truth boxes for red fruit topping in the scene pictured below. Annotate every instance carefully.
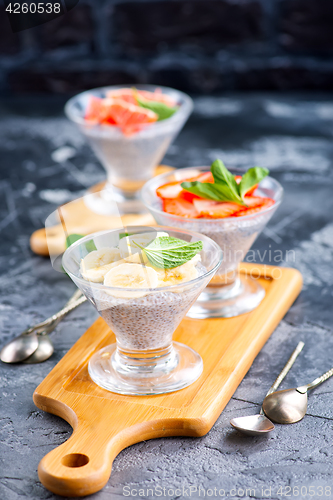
[180,190,201,202]
[156,182,183,199]
[193,199,242,218]
[163,198,200,218]
[85,96,105,122]
[234,175,258,196]
[100,98,157,135]
[196,172,214,183]
[106,88,177,107]
[235,196,275,216]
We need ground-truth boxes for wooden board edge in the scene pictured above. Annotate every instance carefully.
[187,265,303,425]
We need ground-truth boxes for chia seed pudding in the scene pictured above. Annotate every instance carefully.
[142,168,283,286]
[162,214,270,282]
[77,262,206,351]
[65,85,193,191]
[142,203,273,284]
[84,125,178,190]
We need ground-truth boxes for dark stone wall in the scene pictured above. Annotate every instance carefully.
[1,0,333,95]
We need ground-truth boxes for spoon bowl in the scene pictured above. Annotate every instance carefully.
[229,341,304,436]
[263,366,333,424]
[23,335,55,364]
[0,330,39,364]
[0,292,86,364]
[230,414,274,436]
[262,388,307,424]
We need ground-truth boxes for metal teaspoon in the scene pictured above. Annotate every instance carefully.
[0,289,86,363]
[263,365,333,424]
[230,341,304,435]
[23,292,87,364]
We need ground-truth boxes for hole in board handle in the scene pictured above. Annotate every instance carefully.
[62,453,89,468]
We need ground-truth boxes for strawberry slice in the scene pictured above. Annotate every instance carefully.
[193,199,242,218]
[180,190,201,202]
[156,172,213,201]
[234,175,258,196]
[177,171,214,201]
[197,172,214,183]
[156,181,183,199]
[174,169,201,181]
[163,198,199,218]
[235,196,275,216]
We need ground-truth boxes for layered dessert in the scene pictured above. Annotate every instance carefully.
[62,227,222,393]
[84,87,179,136]
[143,160,280,284]
[65,85,193,214]
[78,231,206,350]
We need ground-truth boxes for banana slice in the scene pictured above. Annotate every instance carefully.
[119,231,169,264]
[154,255,200,289]
[104,263,158,298]
[80,247,122,282]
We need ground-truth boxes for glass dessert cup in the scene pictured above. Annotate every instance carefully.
[62,226,222,395]
[141,167,283,319]
[65,85,193,215]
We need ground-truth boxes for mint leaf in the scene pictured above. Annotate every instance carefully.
[119,232,129,240]
[65,234,97,252]
[136,95,178,121]
[66,234,84,248]
[134,236,203,269]
[85,239,97,252]
[239,167,269,199]
[211,159,242,202]
[181,159,270,206]
[181,181,244,205]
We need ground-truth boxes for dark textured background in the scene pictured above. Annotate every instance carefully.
[1,0,333,95]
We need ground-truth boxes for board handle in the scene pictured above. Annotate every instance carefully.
[38,419,126,497]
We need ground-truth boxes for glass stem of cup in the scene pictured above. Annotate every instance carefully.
[113,342,179,376]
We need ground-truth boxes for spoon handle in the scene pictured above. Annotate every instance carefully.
[36,295,87,335]
[299,366,333,393]
[66,288,83,305]
[24,290,85,335]
[259,341,304,415]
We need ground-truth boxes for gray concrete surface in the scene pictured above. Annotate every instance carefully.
[0,93,333,500]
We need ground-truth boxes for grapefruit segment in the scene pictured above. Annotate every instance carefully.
[137,89,177,107]
[106,88,137,104]
[101,98,158,135]
[84,88,176,134]
[85,96,105,123]
[106,88,177,107]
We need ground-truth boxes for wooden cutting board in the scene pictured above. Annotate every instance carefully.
[30,165,174,257]
[33,264,302,497]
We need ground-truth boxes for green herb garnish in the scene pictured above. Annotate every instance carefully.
[119,232,130,240]
[66,234,84,248]
[135,94,178,121]
[134,236,203,269]
[238,166,269,199]
[66,234,97,252]
[181,159,269,206]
